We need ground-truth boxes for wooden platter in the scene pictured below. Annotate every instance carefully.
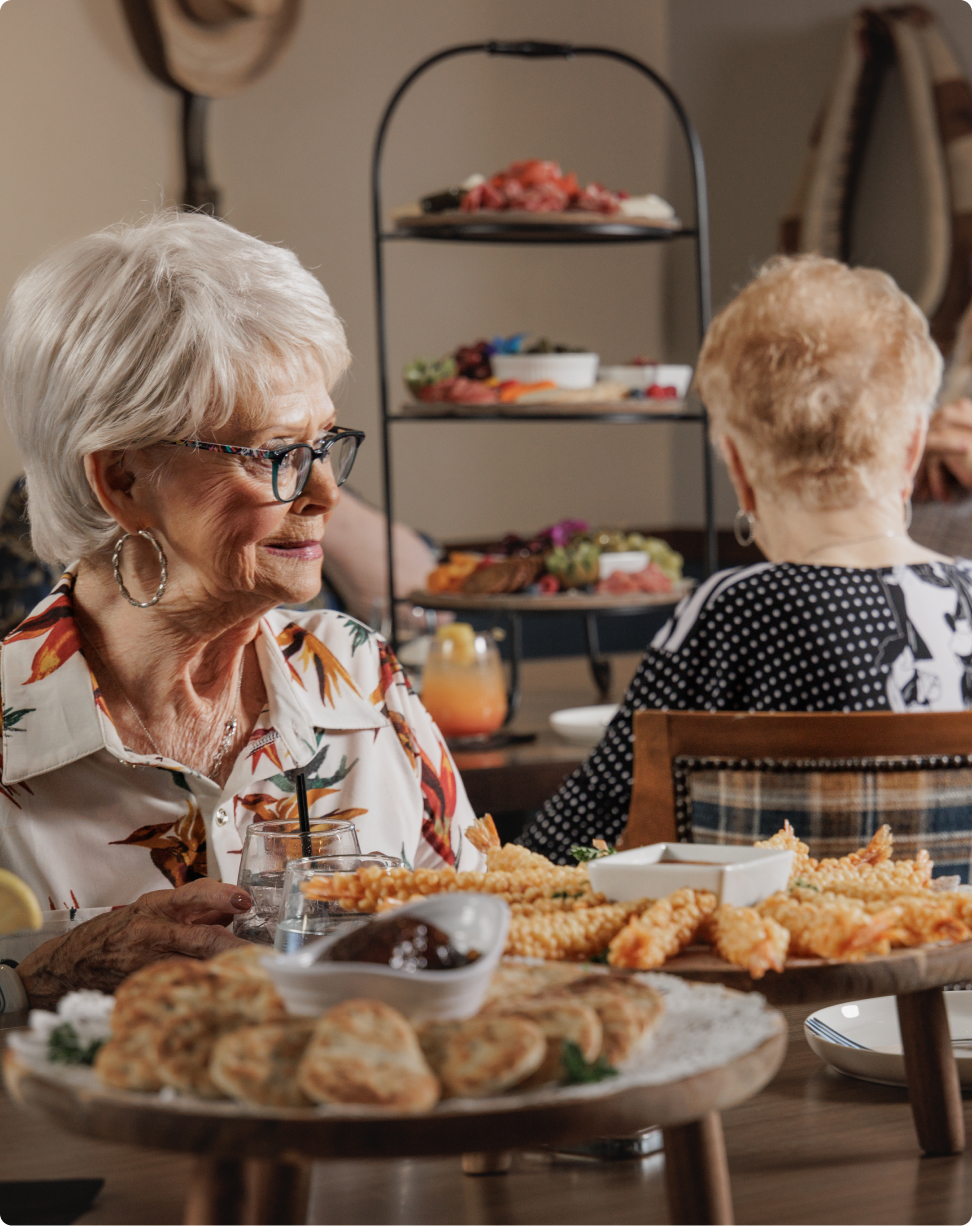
[395,399,696,420]
[392,210,684,244]
[407,579,694,614]
[2,974,784,1160]
[3,1026,784,1162]
[662,941,972,1007]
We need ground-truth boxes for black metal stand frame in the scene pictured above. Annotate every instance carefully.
[371,40,714,703]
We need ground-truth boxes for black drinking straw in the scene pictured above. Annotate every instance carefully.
[295,769,312,858]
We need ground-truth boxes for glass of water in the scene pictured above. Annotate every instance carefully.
[273,853,402,953]
[233,819,361,945]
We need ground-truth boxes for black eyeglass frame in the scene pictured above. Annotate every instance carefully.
[162,428,366,503]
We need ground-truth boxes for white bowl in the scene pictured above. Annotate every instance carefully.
[805,993,972,1087]
[598,551,653,580]
[491,352,599,390]
[262,893,509,1022]
[549,704,619,747]
[588,843,794,907]
[598,364,693,397]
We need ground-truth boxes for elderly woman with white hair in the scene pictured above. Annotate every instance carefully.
[0,213,483,1010]
[521,253,972,863]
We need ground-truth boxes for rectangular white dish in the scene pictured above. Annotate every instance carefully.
[587,843,794,907]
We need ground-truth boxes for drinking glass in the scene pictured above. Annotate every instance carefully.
[233,818,361,944]
[419,623,507,739]
[273,853,402,953]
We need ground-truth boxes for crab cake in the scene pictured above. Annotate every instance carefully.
[297,999,439,1113]
[154,1010,243,1098]
[94,1031,164,1092]
[481,962,589,1008]
[210,1019,316,1108]
[417,1015,547,1098]
[483,997,603,1087]
[549,981,642,1064]
[112,960,285,1039]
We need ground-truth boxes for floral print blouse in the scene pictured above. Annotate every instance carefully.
[0,570,483,962]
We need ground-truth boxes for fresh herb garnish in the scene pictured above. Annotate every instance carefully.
[47,1022,105,1066]
[570,843,617,863]
[792,879,820,892]
[587,948,611,964]
[561,1040,618,1084]
[551,889,586,900]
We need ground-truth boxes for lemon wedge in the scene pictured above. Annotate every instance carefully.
[0,868,43,934]
[436,622,478,666]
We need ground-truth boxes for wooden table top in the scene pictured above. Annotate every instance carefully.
[4,1005,971,1225]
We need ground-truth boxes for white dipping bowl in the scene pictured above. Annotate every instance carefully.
[599,364,693,398]
[588,843,794,908]
[598,551,652,580]
[549,704,619,747]
[491,352,599,390]
[262,893,509,1022]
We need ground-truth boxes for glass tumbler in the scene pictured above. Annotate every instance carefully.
[233,818,361,944]
[273,853,403,953]
[419,623,507,739]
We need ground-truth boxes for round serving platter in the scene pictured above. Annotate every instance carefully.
[407,579,694,614]
[661,940,972,1007]
[3,974,784,1160]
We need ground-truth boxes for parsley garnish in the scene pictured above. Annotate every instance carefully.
[570,843,617,863]
[561,1040,619,1084]
[47,1022,105,1066]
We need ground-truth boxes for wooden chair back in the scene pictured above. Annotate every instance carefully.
[625,709,972,848]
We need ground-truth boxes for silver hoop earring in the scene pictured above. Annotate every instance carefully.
[733,508,757,548]
[112,529,167,608]
[904,496,913,531]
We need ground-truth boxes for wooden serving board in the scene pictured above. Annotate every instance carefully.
[395,209,682,233]
[662,941,972,1007]
[407,579,694,614]
[2,1027,784,1162]
[396,399,692,418]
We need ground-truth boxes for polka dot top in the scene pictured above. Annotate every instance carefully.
[518,559,972,863]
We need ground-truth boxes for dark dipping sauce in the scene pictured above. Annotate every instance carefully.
[325,915,480,972]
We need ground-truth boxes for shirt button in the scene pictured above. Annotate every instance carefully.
[215,807,229,827]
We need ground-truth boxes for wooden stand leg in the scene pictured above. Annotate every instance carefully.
[662,1112,734,1226]
[184,1157,247,1226]
[461,1151,513,1176]
[243,1158,311,1225]
[897,988,965,1156]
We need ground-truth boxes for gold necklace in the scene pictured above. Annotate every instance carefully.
[80,625,245,778]
[801,530,906,562]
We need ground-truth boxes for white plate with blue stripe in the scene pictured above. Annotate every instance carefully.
[805,992,972,1087]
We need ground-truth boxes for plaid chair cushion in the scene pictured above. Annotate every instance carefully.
[677,755,972,884]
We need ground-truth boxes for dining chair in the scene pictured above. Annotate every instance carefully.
[624,707,972,1159]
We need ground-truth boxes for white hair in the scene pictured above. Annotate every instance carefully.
[0,212,351,563]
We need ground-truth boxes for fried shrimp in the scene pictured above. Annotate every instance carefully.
[705,905,789,978]
[608,889,717,970]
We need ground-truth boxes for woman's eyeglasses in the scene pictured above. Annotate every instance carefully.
[162,428,365,503]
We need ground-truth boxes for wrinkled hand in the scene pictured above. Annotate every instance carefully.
[916,399,972,502]
[17,879,251,1010]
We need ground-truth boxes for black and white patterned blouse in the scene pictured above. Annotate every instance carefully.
[519,560,972,863]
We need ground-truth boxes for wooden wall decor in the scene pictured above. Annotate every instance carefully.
[119,0,301,214]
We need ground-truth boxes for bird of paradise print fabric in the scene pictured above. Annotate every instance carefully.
[0,570,483,962]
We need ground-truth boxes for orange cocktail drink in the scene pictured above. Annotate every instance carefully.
[421,624,507,738]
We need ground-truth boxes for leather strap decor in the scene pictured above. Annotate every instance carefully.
[781,5,972,355]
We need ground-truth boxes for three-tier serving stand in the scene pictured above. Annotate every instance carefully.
[372,40,714,715]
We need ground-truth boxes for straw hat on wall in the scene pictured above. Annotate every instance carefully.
[120,0,301,99]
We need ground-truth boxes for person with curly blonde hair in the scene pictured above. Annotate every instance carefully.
[521,254,971,864]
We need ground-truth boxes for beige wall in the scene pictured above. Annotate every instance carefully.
[665,0,972,528]
[0,0,675,544]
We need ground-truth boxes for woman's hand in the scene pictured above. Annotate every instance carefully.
[17,879,252,1010]
[916,399,972,502]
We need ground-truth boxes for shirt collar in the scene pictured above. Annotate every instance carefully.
[1,574,387,786]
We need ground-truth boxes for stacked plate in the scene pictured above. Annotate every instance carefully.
[804,992,972,1086]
